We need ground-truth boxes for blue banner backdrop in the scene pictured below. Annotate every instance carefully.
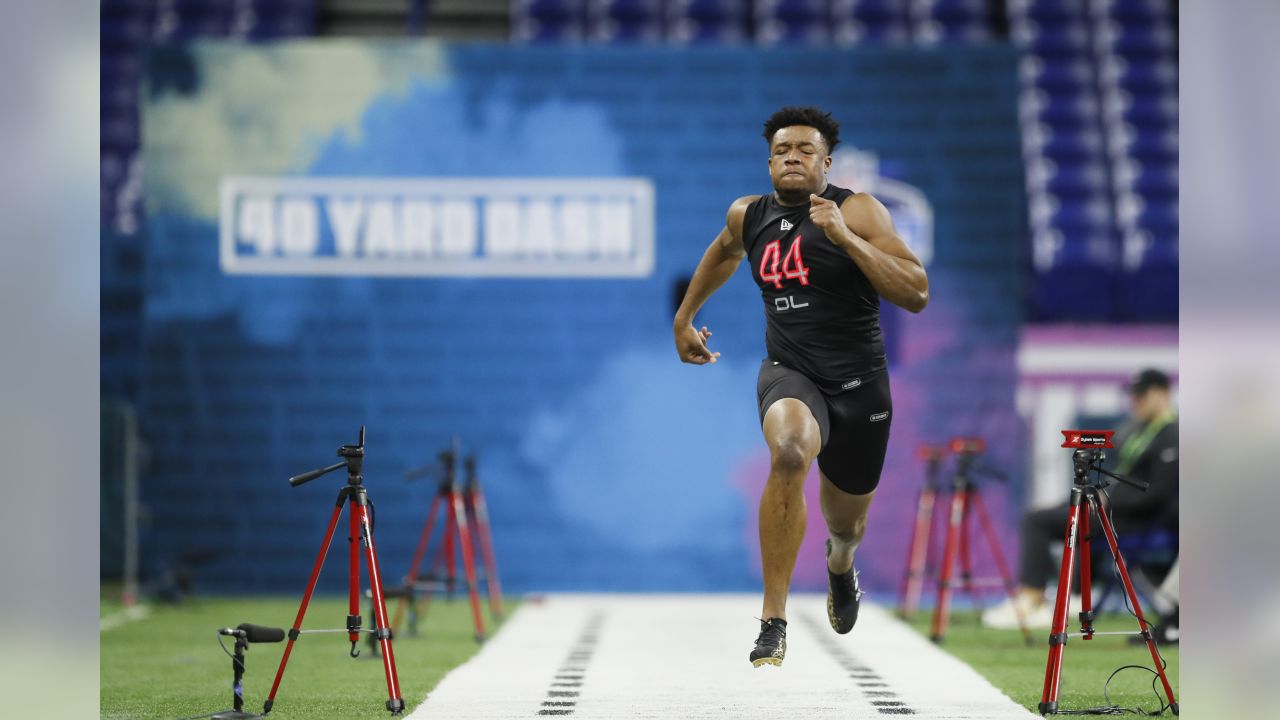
[140,41,1025,595]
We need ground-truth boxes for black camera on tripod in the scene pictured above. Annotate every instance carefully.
[1063,430,1148,492]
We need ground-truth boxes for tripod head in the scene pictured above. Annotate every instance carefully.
[948,437,1008,485]
[402,437,463,493]
[1062,430,1149,491]
[289,426,366,487]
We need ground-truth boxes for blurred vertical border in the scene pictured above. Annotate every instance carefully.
[0,0,101,716]
[1182,0,1280,716]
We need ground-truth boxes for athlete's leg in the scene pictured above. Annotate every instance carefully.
[819,475,875,574]
[759,398,821,621]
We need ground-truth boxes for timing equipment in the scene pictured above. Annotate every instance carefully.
[1038,430,1178,716]
[929,437,1033,645]
[261,427,405,716]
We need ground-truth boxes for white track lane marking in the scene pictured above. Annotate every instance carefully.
[100,604,150,632]
[409,594,1036,719]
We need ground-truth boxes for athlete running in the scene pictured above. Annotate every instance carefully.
[673,106,929,667]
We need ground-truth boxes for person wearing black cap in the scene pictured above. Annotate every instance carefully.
[983,368,1178,629]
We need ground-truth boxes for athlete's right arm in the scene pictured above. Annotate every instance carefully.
[673,196,758,365]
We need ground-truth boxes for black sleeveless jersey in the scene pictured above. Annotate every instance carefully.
[742,183,887,394]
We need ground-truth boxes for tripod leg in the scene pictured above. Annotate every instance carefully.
[393,494,441,633]
[1094,501,1179,713]
[452,490,487,641]
[348,500,363,656]
[355,497,406,714]
[1079,505,1094,640]
[470,488,504,619]
[1039,490,1083,715]
[265,494,348,714]
[958,490,975,611]
[443,505,457,598]
[901,489,934,618]
[930,487,965,642]
[971,491,1033,645]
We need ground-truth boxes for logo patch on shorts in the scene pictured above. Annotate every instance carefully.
[870,411,889,422]
[842,378,861,390]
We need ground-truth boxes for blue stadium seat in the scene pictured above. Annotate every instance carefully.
[1099,56,1177,93]
[161,16,234,40]
[514,0,586,40]
[102,110,140,151]
[590,0,663,16]
[517,0,586,17]
[667,16,749,43]
[1092,0,1171,22]
[513,16,586,41]
[1021,55,1092,93]
[589,0,663,41]
[1109,125,1177,163]
[1031,159,1109,198]
[1008,0,1085,23]
[1103,90,1176,128]
[1043,197,1114,235]
[240,15,318,38]
[914,0,987,20]
[755,17,832,44]
[755,0,830,22]
[1026,124,1105,162]
[101,16,150,49]
[1023,88,1099,124]
[1093,21,1176,57]
[1129,199,1177,235]
[1010,19,1090,55]
[670,0,746,18]
[1118,232,1176,321]
[591,17,665,42]
[1032,231,1120,321]
[1113,159,1176,199]
[834,0,908,23]
[101,0,151,10]
[833,19,910,44]
[913,19,990,44]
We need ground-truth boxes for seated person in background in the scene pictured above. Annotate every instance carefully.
[984,368,1178,628]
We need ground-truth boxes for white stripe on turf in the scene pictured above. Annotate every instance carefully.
[408,594,1036,719]
[100,604,150,632]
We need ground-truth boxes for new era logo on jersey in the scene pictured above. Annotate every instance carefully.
[870,411,889,422]
[780,219,793,231]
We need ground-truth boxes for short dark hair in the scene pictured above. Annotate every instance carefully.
[1128,368,1171,395]
[762,106,840,153]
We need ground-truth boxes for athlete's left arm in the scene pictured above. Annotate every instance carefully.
[810,192,930,313]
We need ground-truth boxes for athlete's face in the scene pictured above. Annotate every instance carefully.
[768,125,831,194]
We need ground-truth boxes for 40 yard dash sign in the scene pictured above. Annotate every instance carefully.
[219,176,655,278]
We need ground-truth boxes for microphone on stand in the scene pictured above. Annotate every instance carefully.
[219,624,286,643]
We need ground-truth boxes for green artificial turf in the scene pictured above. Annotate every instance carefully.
[903,609,1179,716]
[101,594,514,720]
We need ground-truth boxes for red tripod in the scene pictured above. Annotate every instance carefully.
[263,428,404,716]
[388,445,498,644]
[930,438,1032,645]
[1039,432,1178,716]
[898,444,947,619]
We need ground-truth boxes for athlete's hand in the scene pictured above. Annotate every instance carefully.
[674,324,720,365]
[810,194,848,244]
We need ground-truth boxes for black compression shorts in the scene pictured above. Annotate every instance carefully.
[756,358,892,495]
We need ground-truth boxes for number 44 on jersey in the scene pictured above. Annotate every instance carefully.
[759,236,810,289]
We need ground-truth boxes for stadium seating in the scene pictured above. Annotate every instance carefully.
[100,1,319,399]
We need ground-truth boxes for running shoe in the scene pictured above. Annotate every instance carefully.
[826,539,863,634]
[749,618,787,667]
